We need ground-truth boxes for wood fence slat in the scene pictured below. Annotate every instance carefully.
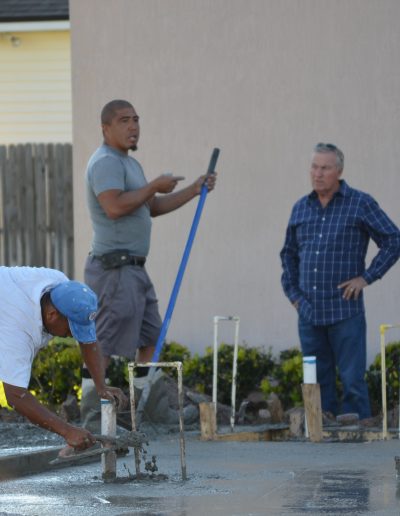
[0,143,74,274]
[16,144,25,263]
[7,145,18,264]
[0,146,6,264]
[24,144,35,265]
[55,143,65,271]
[64,144,74,277]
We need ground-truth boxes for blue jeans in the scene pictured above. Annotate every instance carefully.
[298,312,371,419]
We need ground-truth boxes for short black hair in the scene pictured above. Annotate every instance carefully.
[101,100,133,125]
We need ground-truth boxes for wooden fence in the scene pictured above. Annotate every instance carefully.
[0,143,74,278]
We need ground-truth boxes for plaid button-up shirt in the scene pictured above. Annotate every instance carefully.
[280,180,400,325]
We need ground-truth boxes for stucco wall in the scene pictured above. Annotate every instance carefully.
[70,0,400,361]
[0,30,71,143]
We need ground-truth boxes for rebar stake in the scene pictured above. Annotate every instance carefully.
[128,361,187,481]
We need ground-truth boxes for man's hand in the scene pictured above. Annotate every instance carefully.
[192,173,217,195]
[338,276,368,300]
[63,425,97,451]
[97,385,128,411]
[153,174,185,194]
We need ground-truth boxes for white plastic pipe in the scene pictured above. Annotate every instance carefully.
[212,315,240,432]
[101,398,117,481]
[303,356,317,384]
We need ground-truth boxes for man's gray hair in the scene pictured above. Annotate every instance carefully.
[314,142,344,171]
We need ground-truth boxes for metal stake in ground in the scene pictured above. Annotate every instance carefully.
[135,148,220,429]
[128,360,187,481]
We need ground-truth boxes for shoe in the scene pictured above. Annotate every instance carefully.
[336,413,359,426]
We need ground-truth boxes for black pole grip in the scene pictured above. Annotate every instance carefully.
[206,148,220,175]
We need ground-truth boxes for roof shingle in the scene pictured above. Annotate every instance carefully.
[0,0,69,22]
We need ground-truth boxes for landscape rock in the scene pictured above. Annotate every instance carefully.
[267,393,284,423]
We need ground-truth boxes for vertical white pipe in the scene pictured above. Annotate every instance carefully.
[230,318,240,432]
[101,398,116,481]
[303,356,317,384]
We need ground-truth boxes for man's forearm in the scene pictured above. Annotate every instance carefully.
[150,184,197,216]
[80,342,106,392]
[98,183,157,219]
[4,385,72,438]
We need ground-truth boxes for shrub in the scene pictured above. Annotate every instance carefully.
[106,356,130,390]
[161,341,192,364]
[183,343,275,406]
[260,348,303,409]
[35,338,396,416]
[29,337,82,407]
[106,341,192,386]
[366,341,400,415]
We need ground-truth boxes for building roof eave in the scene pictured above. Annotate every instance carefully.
[0,20,70,32]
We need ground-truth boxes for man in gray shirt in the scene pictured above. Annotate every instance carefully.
[82,99,216,429]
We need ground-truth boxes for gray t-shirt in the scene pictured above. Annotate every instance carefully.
[86,144,152,256]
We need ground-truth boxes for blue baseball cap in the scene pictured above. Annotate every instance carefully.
[50,281,98,343]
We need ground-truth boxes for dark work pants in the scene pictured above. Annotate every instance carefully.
[298,312,371,419]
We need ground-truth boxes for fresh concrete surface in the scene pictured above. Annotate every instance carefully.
[0,432,400,515]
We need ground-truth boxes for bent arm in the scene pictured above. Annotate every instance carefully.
[150,183,197,216]
[97,184,157,219]
[97,174,187,219]
[3,383,94,448]
[150,174,216,217]
[80,342,128,409]
[362,199,400,284]
[79,342,107,391]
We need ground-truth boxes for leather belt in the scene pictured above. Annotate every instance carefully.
[92,250,146,269]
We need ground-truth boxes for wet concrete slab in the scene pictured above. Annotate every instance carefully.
[0,433,399,515]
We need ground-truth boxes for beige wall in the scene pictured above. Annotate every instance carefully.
[70,0,400,361]
[0,30,72,143]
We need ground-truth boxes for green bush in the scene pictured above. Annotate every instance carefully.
[106,356,130,390]
[160,341,192,364]
[182,343,275,406]
[32,338,398,417]
[105,341,192,386]
[366,341,400,415]
[261,348,303,409]
[29,337,82,407]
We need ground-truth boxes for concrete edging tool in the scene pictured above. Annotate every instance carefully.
[49,431,147,466]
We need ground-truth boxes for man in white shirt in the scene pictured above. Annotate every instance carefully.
[0,266,127,452]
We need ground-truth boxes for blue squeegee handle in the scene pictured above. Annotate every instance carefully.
[151,147,220,362]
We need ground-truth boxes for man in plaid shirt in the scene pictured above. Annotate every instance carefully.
[280,143,400,420]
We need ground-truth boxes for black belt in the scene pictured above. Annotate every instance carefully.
[92,250,146,269]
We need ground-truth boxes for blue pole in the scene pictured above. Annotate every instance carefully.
[152,147,220,361]
[135,148,220,427]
